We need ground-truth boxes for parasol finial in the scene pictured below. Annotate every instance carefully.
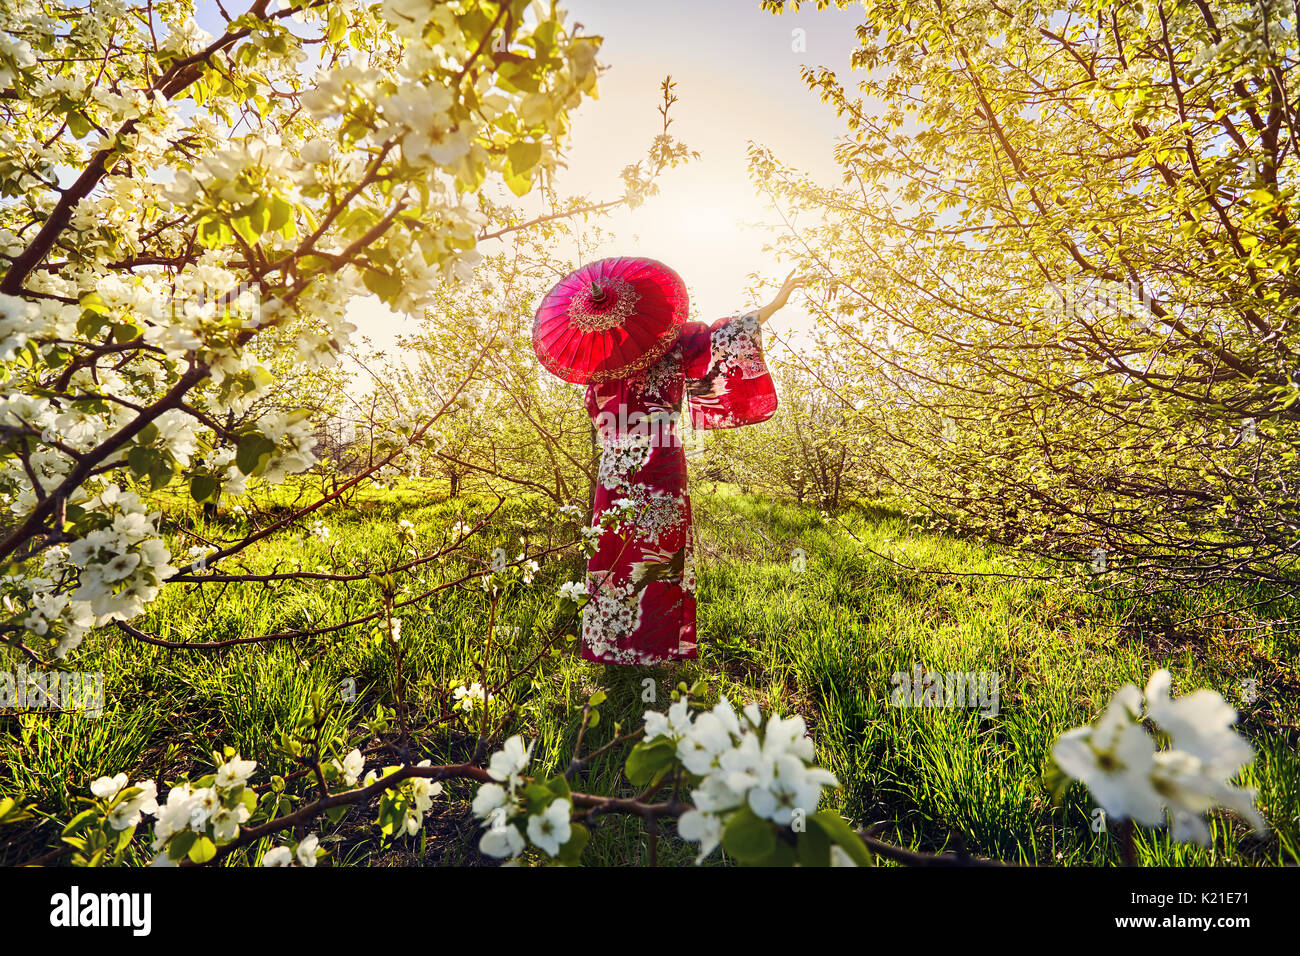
[589,280,606,303]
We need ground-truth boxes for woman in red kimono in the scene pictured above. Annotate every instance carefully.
[580,271,806,665]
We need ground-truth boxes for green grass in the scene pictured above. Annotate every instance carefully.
[2,483,1297,867]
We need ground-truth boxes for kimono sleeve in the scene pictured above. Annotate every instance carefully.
[683,309,778,430]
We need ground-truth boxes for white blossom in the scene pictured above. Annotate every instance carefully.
[262,846,293,867]
[526,798,572,857]
[486,735,533,787]
[295,833,320,867]
[90,773,128,801]
[334,748,365,788]
[646,696,839,862]
[479,821,526,858]
[214,754,258,790]
[557,580,588,603]
[1052,673,1267,845]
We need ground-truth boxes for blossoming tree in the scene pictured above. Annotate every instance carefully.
[0,0,611,659]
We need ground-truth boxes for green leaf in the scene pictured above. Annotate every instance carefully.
[168,829,196,861]
[235,432,276,475]
[503,166,532,197]
[128,445,154,479]
[190,474,219,504]
[148,452,176,491]
[557,822,589,866]
[523,783,554,812]
[0,797,33,825]
[267,195,295,233]
[545,774,571,800]
[187,835,217,864]
[327,8,347,43]
[796,823,832,867]
[624,737,676,787]
[721,806,776,862]
[114,824,137,853]
[62,808,99,837]
[808,811,872,866]
[507,139,542,175]
[230,211,260,246]
[67,110,92,139]
[361,266,403,302]
[79,291,108,316]
[764,837,797,867]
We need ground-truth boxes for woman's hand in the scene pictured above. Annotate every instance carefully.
[756,268,810,324]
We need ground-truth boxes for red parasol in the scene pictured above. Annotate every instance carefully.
[532,256,689,384]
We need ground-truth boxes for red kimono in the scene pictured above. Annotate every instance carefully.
[581,310,777,665]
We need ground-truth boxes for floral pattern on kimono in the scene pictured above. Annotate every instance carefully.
[580,310,777,665]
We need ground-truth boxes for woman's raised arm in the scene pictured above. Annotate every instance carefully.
[755,268,809,324]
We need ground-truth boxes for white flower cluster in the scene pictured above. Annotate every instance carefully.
[0,387,124,516]
[0,31,37,92]
[0,292,40,361]
[1,0,601,668]
[646,697,839,863]
[556,580,588,605]
[2,366,315,657]
[149,753,259,863]
[330,748,366,789]
[578,497,640,556]
[469,736,575,859]
[78,753,258,865]
[396,518,416,545]
[13,484,176,658]
[296,57,487,299]
[262,833,320,867]
[1052,670,1267,845]
[90,773,159,831]
[256,410,320,483]
[579,524,604,556]
[604,497,640,527]
[452,681,493,714]
[184,543,218,570]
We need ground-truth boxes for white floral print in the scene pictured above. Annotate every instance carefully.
[581,576,653,664]
[626,486,686,546]
[710,310,765,378]
[597,433,653,493]
[637,346,682,400]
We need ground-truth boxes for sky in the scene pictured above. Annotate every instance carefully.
[349,0,868,362]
